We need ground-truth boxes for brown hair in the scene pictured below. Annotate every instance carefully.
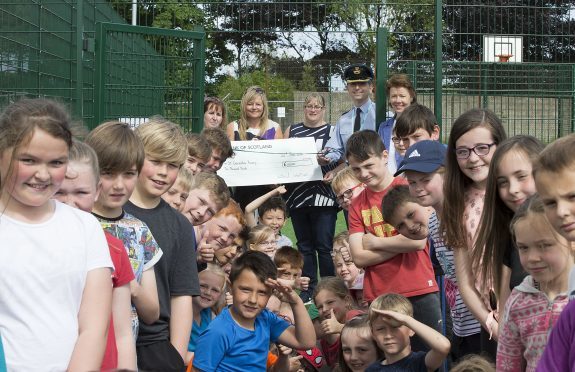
[333,230,350,247]
[274,246,304,270]
[201,127,234,160]
[204,97,227,130]
[313,276,353,306]
[368,293,413,324]
[345,130,386,163]
[189,172,231,211]
[473,135,544,296]
[185,132,212,164]
[381,185,419,225]
[0,98,72,190]
[533,133,575,176]
[85,121,145,174]
[386,74,417,104]
[394,103,438,138]
[136,116,187,165]
[337,315,383,372]
[237,86,270,140]
[441,108,507,250]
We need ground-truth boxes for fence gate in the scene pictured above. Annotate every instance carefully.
[95,22,205,132]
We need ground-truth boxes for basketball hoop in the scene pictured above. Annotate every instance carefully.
[495,54,513,62]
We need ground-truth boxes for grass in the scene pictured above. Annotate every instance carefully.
[281,210,348,245]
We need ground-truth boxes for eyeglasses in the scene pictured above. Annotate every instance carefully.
[305,105,324,110]
[455,143,495,159]
[259,240,276,247]
[391,136,401,145]
[336,183,362,204]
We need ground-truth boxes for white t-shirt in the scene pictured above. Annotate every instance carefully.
[0,201,113,371]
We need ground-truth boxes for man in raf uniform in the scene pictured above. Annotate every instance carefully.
[318,64,375,177]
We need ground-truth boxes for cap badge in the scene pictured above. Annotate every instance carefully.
[353,67,361,75]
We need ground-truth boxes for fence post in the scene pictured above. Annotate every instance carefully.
[572,65,575,134]
[193,26,206,133]
[75,0,83,121]
[434,0,443,130]
[328,60,332,124]
[376,27,388,130]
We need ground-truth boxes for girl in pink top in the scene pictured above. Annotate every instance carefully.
[497,195,574,371]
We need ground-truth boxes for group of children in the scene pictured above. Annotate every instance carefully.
[1,86,575,372]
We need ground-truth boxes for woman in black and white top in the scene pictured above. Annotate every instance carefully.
[283,93,339,302]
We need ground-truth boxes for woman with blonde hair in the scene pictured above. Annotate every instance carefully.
[227,86,283,210]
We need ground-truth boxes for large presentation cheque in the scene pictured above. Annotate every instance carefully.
[218,138,324,187]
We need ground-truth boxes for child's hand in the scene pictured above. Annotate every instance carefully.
[297,276,310,291]
[321,309,344,335]
[339,242,353,262]
[275,185,287,195]
[266,278,299,304]
[362,233,379,251]
[371,308,409,327]
[225,291,233,306]
[276,345,304,372]
[197,230,215,263]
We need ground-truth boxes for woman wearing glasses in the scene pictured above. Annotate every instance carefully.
[377,74,417,175]
[226,86,283,210]
[283,93,339,302]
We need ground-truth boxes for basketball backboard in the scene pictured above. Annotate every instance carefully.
[483,35,523,62]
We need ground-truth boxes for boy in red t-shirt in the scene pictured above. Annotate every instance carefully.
[345,130,441,352]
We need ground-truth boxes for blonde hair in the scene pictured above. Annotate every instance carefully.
[237,86,269,140]
[248,225,276,248]
[333,231,350,247]
[368,293,413,324]
[135,116,187,165]
[200,263,228,292]
[450,355,495,372]
[174,167,193,193]
[533,133,575,176]
[68,139,100,184]
[331,167,361,195]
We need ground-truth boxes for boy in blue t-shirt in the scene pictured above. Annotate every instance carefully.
[193,251,316,372]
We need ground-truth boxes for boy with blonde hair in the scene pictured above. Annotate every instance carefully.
[162,166,193,212]
[368,293,450,371]
[124,116,199,371]
[331,167,364,211]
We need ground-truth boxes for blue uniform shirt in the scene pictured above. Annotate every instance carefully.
[324,98,376,163]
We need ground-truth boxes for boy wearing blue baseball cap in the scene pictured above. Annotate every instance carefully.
[394,140,482,360]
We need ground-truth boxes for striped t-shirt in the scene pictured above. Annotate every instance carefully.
[429,211,481,337]
[284,123,338,209]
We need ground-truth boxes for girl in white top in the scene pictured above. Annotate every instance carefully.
[0,98,113,371]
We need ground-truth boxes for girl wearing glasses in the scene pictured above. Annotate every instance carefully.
[284,93,339,302]
[441,108,507,360]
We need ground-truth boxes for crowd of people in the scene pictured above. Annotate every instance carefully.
[1,63,575,372]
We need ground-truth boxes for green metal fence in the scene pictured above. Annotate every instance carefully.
[0,0,205,130]
[1,1,574,139]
